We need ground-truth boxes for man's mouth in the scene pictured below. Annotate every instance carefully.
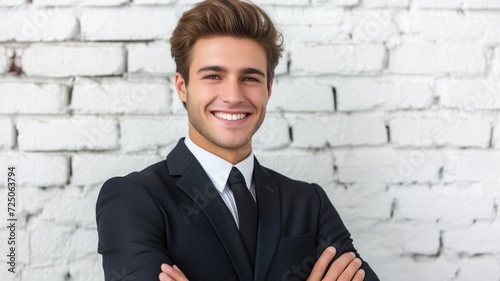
[213,112,249,121]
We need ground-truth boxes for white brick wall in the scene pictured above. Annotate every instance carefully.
[127,42,176,75]
[80,6,177,41]
[0,0,25,6]
[389,111,492,148]
[17,118,119,151]
[0,46,8,74]
[0,119,14,149]
[291,113,387,147]
[2,1,500,280]
[71,78,170,114]
[291,43,386,75]
[21,44,125,77]
[0,81,68,114]
[333,77,433,111]
[0,7,78,42]
[269,77,335,112]
[389,42,485,75]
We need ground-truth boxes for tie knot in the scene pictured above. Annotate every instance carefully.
[228,167,246,186]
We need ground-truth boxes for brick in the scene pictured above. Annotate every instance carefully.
[127,42,175,75]
[355,221,440,257]
[68,255,102,281]
[134,0,175,3]
[492,46,500,78]
[332,78,433,111]
[253,116,290,149]
[0,46,8,74]
[335,147,444,184]
[292,113,387,148]
[0,119,14,149]
[34,0,128,5]
[359,0,410,8]
[272,6,346,25]
[71,154,161,185]
[0,221,28,265]
[66,229,98,260]
[29,219,76,266]
[443,150,500,182]
[350,11,399,41]
[362,251,457,281]
[21,265,68,281]
[437,79,500,110]
[81,6,176,41]
[268,77,334,112]
[281,25,344,50]
[120,117,187,151]
[464,0,500,9]
[327,183,392,221]
[444,222,500,254]
[456,256,500,281]
[390,111,492,148]
[0,155,68,187]
[254,0,309,4]
[494,115,500,148]
[391,184,494,223]
[71,78,170,115]
[257,153,334,189]
[333,0,360,7]
[275,55,288,75]
[17,118,118,151]
[399,14,500,43]
[21,44,125,77]
[16,186,63,215]
[0,7,77,42]
[42,196,95,227]
[0,0,25,5]
[389,42,485,75]
[414,0,462,9]
[291,44,386,75]
[0,81,68,114]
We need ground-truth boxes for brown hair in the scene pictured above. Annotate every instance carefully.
[170,0,284,89]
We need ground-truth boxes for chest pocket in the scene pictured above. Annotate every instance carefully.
[276,231,316,253]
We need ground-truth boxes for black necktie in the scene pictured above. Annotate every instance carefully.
[227,167,258,268]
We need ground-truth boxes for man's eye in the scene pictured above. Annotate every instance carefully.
[243,77,258,82]
[206,75,219,79]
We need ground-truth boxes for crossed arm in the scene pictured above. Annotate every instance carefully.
[158,246,365,281]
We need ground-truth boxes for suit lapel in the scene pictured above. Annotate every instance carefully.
[167,139,253,281]
[253,158,281,281]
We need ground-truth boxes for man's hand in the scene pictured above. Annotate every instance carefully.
[158,247,364,281]
[159,264,189,281]
[307,247,365,281]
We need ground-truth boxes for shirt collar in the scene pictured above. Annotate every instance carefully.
[184,135,254,193]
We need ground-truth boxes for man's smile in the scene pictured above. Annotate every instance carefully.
[212,111,250,121]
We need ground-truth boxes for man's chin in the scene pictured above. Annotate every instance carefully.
[213,137,252,151]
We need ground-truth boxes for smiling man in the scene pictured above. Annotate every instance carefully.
[96,1,379,281]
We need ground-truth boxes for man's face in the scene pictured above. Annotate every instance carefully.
[175,36,272,158]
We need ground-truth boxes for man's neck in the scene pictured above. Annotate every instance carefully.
[188,131,252,165]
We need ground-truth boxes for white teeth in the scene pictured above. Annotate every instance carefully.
[214,112,247,121]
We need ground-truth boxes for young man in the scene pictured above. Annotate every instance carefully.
[96,1,380,280]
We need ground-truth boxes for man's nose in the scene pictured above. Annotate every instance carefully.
[220,78,245,104]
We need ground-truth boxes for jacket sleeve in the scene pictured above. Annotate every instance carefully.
[312,183,380,281]
[96,176,171,281]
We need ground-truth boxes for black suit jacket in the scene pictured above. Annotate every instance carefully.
[96,139,379,281]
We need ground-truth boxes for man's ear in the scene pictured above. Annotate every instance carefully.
[267,79,274,99]
[175,72,187,103]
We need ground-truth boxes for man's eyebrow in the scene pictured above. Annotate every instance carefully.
[197,66,227,73]
[196,66,266,78]
[242,68,266,78]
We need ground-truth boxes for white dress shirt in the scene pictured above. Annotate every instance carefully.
[184,136,256,228]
